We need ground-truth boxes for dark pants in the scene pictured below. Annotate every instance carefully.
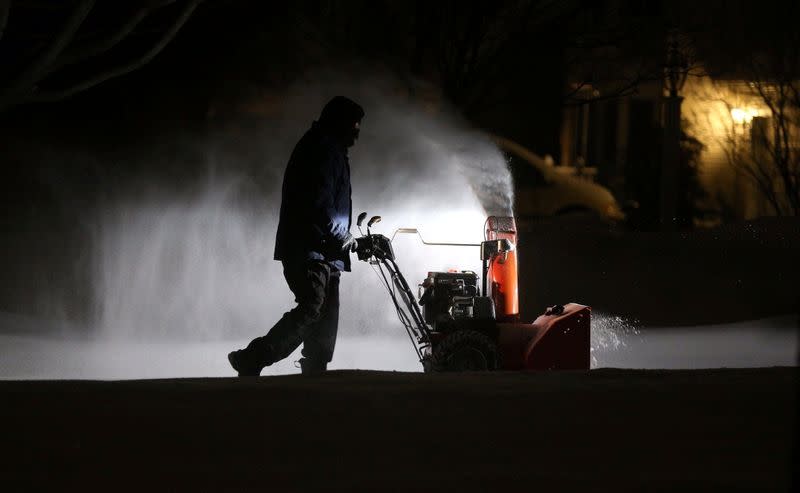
[246,259,341,366]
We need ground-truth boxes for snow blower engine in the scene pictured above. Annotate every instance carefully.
[354,213,590,372]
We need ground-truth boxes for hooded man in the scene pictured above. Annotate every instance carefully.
[228,96,364,376]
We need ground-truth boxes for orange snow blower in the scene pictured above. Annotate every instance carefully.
[354,213,590,372]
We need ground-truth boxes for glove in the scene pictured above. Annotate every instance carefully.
[341,232,358,253]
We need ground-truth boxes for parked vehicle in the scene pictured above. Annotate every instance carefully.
[493,136,625,222]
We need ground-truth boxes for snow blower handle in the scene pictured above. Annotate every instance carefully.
[356,212,368,235]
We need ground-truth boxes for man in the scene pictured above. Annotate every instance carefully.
[228,96,364,376]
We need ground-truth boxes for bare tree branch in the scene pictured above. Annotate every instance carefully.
[562,72,647,106]
[717,66,800,216]
[27,0,200,104]
[562,81,588,101]
[457,0,576,113]
[0,0,95,108]
[44,6,151,75]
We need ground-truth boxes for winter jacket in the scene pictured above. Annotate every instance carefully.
[274,121,353,271]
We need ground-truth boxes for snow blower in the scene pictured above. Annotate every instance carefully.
[354,213,590,372]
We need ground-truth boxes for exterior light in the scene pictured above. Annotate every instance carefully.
[730,107,758,124]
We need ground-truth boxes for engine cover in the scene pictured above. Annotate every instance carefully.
[419,271,493,329]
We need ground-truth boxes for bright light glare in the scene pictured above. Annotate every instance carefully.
[730,107,759,124]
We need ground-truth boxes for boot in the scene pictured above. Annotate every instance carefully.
[298,358,327,375]
[228,349,267,377]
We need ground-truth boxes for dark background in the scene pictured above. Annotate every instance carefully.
[1,0,798,327]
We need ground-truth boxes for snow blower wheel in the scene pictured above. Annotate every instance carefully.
[432,330,499,372]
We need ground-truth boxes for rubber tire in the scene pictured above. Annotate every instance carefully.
[431,330,499,372]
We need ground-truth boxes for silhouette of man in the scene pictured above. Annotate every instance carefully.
[228,96,364,376]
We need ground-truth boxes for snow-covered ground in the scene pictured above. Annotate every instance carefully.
[0,335,419,380]
[594,314,798,369]
[0,312,796,380]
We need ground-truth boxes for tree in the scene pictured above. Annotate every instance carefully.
[423,1,576,113]
[286,1,579,113]
[733,79,799,217]
[0,0,200,112]
[693,1,800,218]
[715,53,800,216]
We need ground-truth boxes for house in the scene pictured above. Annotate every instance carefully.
[559,70,798,225]
[556,0,799,225]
